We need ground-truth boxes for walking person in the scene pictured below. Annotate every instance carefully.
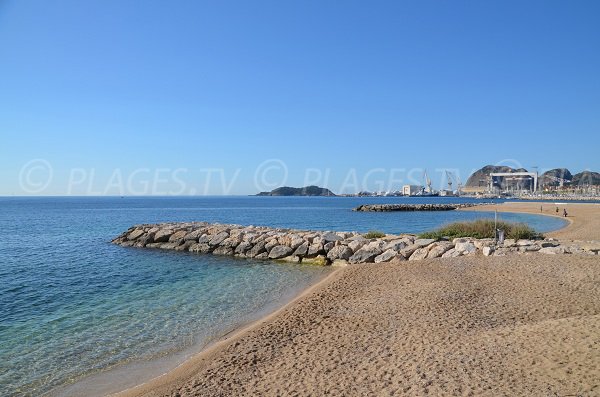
[563,209,568,217]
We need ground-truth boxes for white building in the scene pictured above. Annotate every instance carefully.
[402,185,422,196]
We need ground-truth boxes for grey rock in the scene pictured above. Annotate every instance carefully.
[169,230,188,244]
[209,231,229,246]
[127,229,145,241]
[349,247,381,264]
[482,246,494,256]
[265,239,279,252]
[247,241,267,258]
[307,243,325,257]
[327,245,353,261]
[290,236,305,250]
[539,246,566,255]
[399,243,421,258]
[157,242,180,250]
[175,241,195,251]
[183,229,203,242]
[374,249,397,263]
[409,247,430,261]
[154,229,173,243]
[455,242,477,254]
[213,246,234,256]
[441,248,462,258]
[235,241,252,254]
[293,242,309,257]
[323,242,335,253]
[426,243,453,259]
[322,232,343,242]
[268,245,293,259]
[138,233,155,246]
[348,239,367,252]
[414,238,436,248]
[384,239,408,252]
[189,243,213,253]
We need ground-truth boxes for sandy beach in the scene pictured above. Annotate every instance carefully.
[462,201,600,241]
[116,203,600,397]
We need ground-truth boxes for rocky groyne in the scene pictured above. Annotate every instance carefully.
[353,203,483,212]
[112,222,599,266]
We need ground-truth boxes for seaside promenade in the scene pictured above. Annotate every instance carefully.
[115,203,600,397]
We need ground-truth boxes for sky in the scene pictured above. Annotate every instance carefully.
[1,0,599,195]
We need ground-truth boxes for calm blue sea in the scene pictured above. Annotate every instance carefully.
[0,196,567,396]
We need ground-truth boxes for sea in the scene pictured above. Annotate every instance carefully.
[0,196,569,396]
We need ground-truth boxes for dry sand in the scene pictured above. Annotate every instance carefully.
[116,203,600,397]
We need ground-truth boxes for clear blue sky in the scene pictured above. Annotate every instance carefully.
[1,0,599,195]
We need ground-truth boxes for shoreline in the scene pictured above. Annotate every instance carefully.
[104,203,600,396]
[111,268,343,397]
[461,201,600,241]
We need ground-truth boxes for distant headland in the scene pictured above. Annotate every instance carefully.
[256,186,337,197]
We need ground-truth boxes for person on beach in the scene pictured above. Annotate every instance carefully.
[563,209,568,217]
[556,207,559,214]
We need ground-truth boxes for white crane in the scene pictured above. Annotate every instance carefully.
[424,170,432,193]
[444,171,463,196]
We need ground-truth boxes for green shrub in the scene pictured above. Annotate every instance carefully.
[419,219,542,240]
[364,230,386,239]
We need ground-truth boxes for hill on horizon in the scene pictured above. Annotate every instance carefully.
[256,186,337,197]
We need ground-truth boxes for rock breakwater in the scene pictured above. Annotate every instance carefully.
[353,203,483,212]
[112,222,599,266]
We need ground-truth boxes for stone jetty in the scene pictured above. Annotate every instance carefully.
[353,203,483,212]
[112,222,599,266]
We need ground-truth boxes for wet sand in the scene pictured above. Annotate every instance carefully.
[115,202,600,397]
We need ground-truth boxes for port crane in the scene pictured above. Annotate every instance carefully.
[444,171,463,196]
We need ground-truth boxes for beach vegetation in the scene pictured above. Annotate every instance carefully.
[364,230,386,239]
[419,219,543,240]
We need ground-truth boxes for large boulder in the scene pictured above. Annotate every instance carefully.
[235,241,252,254]
[384,239,409,252]
[184,229,204,242]
[293,242,309,257]
[307,243,325,257]
[455,241,477,254]
[268,245,293,259]
[374,249,397,263]
[322,232,343,243]
[127,229,145,241]
[349,246,382,264]
[348,239,367,252]
[247,241,267,258]
[169,230,188,244]
[327,245,353,261]
[539,246,566,255]
[154,229,174,243]
[426,242,453,259]
[442,248,462,258]
[209,231,229,246]
[409,247,430,261]
[413,238,436,248]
